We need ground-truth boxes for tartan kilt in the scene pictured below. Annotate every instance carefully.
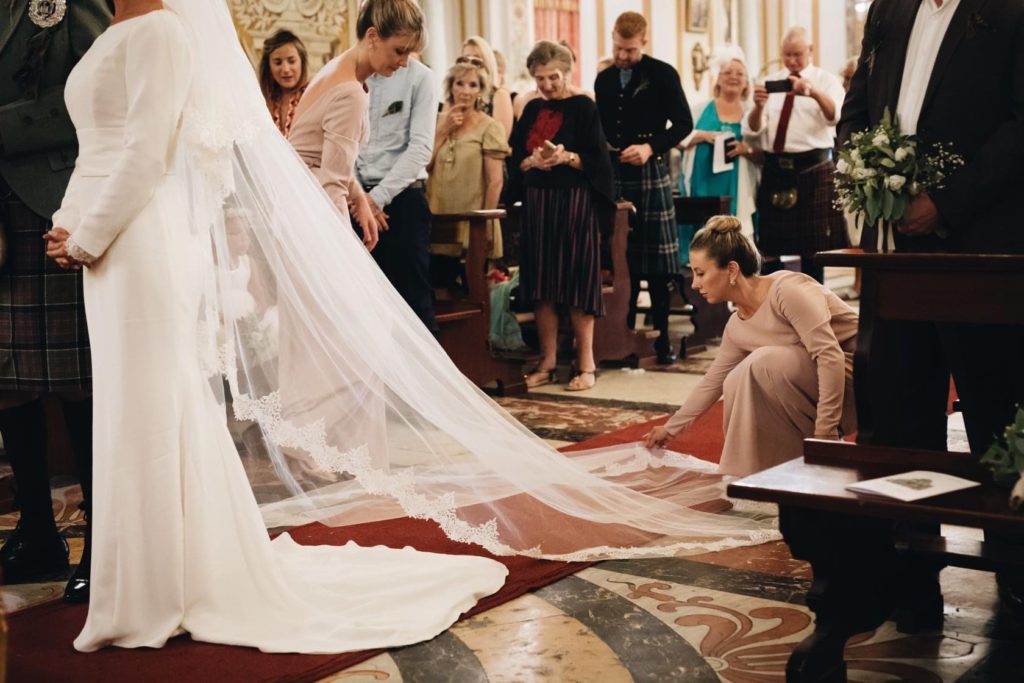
[0,179,91,392]
[616,156,681,276]
[756,160,848,257]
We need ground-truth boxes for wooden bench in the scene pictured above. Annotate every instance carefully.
[671,195,733,354]
[430,210,525,395]
[728,439,1024,683]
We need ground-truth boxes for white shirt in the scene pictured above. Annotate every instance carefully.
[744,64,846,153]
[895,0,961,135]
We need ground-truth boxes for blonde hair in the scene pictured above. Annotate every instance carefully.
[356,0,425,52]
[462,36,500,96]
[526,40,574,77]
[689,216,762,276]
[443,61,492,110]
[613,11,647,39]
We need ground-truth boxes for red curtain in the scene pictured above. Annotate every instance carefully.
[533,0,581,86]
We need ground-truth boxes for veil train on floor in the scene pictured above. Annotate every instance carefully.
[170,0,779,561]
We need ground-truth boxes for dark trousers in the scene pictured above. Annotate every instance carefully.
[355,186,437,335]
[627,273,673,355]
[859,319,1024,455]
[0,397,93,534]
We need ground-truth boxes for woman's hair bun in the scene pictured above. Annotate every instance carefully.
[704,215,743,234]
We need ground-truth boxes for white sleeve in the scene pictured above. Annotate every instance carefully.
[67,16,193,259]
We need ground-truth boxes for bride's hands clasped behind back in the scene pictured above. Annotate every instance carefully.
[43,227,86,270]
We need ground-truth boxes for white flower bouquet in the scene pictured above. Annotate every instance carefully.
[834,108,963,252]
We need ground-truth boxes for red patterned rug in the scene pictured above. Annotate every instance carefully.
[6,407,726,683]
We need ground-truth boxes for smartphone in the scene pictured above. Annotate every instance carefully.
[764,79,794,93]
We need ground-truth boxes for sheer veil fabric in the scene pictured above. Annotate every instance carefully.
[169,0,779,561]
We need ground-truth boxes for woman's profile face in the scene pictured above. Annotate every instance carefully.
[370,32,416,76]
[689,249,732,304]
[532,63,567,100]
[452,72,483,108]
[270,43,302,91]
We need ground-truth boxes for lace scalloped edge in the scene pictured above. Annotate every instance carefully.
[231,388,781,561]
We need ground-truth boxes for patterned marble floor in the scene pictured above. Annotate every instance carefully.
[3,268,1021,681]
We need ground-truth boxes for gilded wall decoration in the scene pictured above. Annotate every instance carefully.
[229,0,354,72]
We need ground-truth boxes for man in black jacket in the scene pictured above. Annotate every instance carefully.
[595,11,692,364]
[839,0,1024,612]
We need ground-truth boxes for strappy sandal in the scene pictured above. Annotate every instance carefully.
[524,365,557,388]
[566,369,597,392]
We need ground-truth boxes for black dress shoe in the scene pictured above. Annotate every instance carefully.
[63,563,90,604]
[656,349,678,365]
[0,527,69,584]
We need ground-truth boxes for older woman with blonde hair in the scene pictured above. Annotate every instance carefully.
[645,216,858,475]
[427,59,509,260]
[459,35,514,137]
[677,46,760,249]
[508,41,615,391]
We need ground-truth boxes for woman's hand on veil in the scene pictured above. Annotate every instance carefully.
[353,196,380,251]
[643,425,675,450]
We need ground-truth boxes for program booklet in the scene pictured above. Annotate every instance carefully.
[845,470,981,502]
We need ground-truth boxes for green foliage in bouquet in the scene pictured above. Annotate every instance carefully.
[833,108,963,233]
[981,406,1024,487]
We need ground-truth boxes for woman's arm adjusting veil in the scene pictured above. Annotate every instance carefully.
[166,0,778,560]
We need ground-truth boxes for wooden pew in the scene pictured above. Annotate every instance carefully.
[727,250,1024,682]
[672,196,733,354]
[430,210,526,395]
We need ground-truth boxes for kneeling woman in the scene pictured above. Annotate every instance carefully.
[644,216,857,476]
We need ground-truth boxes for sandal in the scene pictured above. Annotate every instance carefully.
[566,369,597,392]
[524,365,557,388]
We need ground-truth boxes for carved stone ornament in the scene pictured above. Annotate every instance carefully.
[28,0,67,29]
[229,0,350,72]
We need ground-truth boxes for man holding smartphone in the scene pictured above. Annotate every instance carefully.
[595,11,692,365]
[746,26,847,283]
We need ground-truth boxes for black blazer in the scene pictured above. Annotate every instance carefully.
[838,0,1024,253]
[594,55,693,156]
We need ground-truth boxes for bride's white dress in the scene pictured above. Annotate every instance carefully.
[55,10,506,653]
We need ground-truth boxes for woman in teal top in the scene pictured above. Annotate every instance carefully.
[677,49,760,262]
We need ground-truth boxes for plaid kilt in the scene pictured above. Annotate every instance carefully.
[0,179,91,392]
[616,156,681,276]
[756,160,848,257]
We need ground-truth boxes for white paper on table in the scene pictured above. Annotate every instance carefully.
[713,132,736,174]
[845,470,981,502]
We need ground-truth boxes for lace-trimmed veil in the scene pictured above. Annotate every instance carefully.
[164,0,778,560]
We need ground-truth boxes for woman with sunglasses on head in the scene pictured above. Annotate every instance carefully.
[459,36,513,137]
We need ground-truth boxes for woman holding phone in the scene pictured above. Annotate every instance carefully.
[508,41,615,391]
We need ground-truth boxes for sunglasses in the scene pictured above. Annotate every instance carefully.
[456,56,485,67]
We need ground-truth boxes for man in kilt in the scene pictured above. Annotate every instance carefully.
[595,11,692,364]
[0,0,111,602]
[746,26,847,283]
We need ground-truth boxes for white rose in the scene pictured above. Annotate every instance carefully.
[872,132,890,146]
[894,146,910,162]
[886,175,907,191]
[836,159,850,173]
[850,149,862,162]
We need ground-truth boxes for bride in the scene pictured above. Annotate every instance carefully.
[45,0,776,654]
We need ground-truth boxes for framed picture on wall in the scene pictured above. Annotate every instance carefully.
[687,0,709,33]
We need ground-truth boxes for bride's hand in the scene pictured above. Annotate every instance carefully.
[643,425,673,449]
[353,197,379,251]
[43,227,83,270]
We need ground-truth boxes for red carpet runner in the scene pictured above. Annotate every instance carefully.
[7,404,726,682]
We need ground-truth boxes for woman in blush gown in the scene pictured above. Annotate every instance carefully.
[43,0,506,654]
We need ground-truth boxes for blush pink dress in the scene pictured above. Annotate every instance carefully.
[664,270,858,476]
